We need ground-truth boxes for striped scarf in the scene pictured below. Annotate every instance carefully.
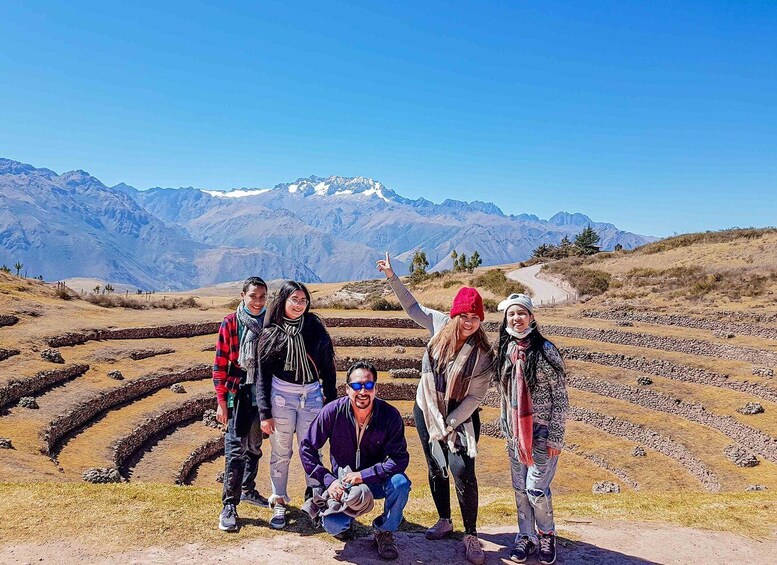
[273,316,315,384]
[236,304,263,385]
[509,338,535,466]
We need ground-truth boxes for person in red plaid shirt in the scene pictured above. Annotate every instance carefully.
[214,276,269,532]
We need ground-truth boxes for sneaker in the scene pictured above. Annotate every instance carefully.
[240,489,269,507]
[218,503,239,532]
[334,522,354,541]
[270,502,287,530]
[425,518,453,540]
[463,534,485,565]
[538,533,557,565]
[374,530,399,560]
[509,536,536,563]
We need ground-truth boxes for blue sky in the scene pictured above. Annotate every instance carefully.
[1,0,775,237]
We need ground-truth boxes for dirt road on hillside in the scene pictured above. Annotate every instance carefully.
[2,520,774,565]
[506,264,571,306]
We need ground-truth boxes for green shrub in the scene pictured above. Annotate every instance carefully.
[472,269,527,296]
[442,279,464,289]
[370,297,403,311]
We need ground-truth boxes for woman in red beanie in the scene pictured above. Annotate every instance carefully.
[377,252,494,565]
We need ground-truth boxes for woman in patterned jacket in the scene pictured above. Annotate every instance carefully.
[494,293,568,565]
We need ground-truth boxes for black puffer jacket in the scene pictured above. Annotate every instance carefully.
[256,314,337,420]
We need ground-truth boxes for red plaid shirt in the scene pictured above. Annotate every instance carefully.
[213,313,243,402]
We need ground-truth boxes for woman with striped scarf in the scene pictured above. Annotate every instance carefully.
[377,253,494,565]
[494,294,568,565]
[257,281,337,530]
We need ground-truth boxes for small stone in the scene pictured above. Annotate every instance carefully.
[394,346,406,354]
[202,409,220,429]
[82,467,123,484]
[636,376,653,386]
[40,348,64,364]
[632,446,646,457]
[215,470,225,483]
[0,437,12,449]
[170,383,186,394]
[615,320,634,327]
[107,370,124,380]
[724,444,759,467]
[737,402,765,415]
[714,331,736,339]
[592,481,620,494]
[17,396,39,409]
[746,484,768,492]
[752,367,774,378]
[389,368,421,379]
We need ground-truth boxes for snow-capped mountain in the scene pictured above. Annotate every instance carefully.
[0,160,655,289]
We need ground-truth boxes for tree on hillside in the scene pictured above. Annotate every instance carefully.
[104,284,115,293]
[93,285,101,294]
[457,253,467,272]
[532,244,551,258]
[0,264,10,274]
[467,250,482,273]
[614,243,623,252]
[574,225,601,255]
[410,250,429,276]
[450,249,458,265]
[14,261,23,277]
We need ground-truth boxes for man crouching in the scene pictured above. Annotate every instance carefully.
[300,361,411,560]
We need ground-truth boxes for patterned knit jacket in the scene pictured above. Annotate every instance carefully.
[499,339,569,451]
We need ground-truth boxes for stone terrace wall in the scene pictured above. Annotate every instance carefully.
[336,356,420,373]
[176,435,224,485]
[0,364,89,408]
[111,393,214,471]
[582,308,777,341]
[563,347,777,404]
[333,336,427,348]
[567,374,777,462]
[543,325,777,367]
[41,364,210,454]
[323,318,423,329]
[46,323,220,348]
[568,406,720,492]
[0,348,20,363]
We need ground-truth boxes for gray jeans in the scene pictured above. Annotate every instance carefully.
[222,408,263,506]
[508,423,559,542]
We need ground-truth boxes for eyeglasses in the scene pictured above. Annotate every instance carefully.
[347,381,376,392]
[287,297,309,306]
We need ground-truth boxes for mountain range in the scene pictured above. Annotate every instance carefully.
[0,158,655,289]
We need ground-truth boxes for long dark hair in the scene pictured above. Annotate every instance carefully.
[265,280,312,328]
[494,317,562,392]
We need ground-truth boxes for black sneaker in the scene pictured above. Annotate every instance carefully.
[270,502,287,530]
[538,533,556,565]
[509,536,536,562]
[219,503,239,532]
[334,523,354,541]
[241,489,269,507]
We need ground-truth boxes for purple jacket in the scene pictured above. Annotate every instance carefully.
[300,396,409,487]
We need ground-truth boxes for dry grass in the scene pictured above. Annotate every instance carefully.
[0,482,774,551]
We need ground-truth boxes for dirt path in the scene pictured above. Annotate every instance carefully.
[2,520,774,564]
[506,264,570,306]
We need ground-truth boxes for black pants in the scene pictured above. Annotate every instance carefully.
[222,407,263,506]
[413,402,480,534]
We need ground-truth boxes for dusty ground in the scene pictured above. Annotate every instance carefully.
[2,520,774,565]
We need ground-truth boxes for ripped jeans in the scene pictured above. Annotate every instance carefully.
[269,377,323,503]
[507,423,559,542]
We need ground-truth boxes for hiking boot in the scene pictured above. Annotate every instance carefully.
[218,503,239,532]
[270,502,287,530]
[425,517,453,540]
[538,532,557,565]
[509,536,536,562]
[240,489,269,507]
[374,529,399,560]
[463,534,485,565]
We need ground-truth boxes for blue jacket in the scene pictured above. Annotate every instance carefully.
[300,396,409,487]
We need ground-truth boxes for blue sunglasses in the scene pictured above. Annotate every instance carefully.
[347,381,376,392]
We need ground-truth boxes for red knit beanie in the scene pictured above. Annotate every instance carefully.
[450,287,485,321]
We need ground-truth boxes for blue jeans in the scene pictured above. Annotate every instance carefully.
[222,407,263,506]
[508,423,558,542]
[321,473,412,535]
[269,379,323,502]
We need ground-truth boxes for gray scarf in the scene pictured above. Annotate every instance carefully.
[236,304,264,385]
[273,315,315,383]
